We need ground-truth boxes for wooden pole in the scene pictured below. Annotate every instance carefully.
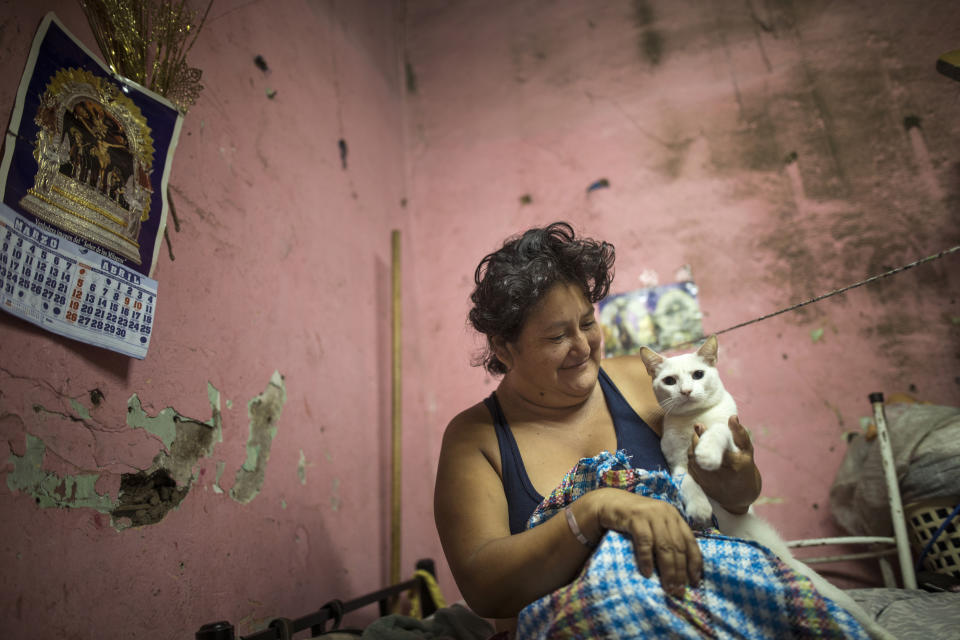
[390,230,402,586]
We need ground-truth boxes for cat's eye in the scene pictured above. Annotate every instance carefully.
[663,376,676,385]
[692,370,704,380]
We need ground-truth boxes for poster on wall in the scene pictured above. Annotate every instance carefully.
[599,281,704,357]
[0,13,182,359]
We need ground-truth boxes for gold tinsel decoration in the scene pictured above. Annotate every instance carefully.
[78,0,212,113]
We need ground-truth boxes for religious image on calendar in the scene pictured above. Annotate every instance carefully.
[0,12,183,279]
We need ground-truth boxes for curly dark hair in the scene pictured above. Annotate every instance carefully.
[469,221,615,375]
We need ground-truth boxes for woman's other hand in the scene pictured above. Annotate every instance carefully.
[590,487,702,596]
[687,415,762,514]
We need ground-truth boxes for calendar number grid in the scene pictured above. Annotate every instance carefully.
[0,209,158,359]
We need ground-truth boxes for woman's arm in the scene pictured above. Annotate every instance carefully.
[433,411,592,617]
[434,408,701,618]
[687,416,762,514]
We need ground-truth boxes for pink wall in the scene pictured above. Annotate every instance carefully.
[0,1,435,637]
[403,0,960,594]
[1,1,959,637]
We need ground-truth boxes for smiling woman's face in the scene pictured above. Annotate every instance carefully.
[496,282,603,403]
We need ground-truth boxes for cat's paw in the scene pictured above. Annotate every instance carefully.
[684,495,714,525]
[695,444,724,471]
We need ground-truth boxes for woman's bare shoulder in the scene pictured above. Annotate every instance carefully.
[444,400,494,439]
[602,353,649,376]
[440,400,500,468]
[601,355,664,432]
[601,353,654,391]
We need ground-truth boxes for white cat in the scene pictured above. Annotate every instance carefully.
[638,335,893,640]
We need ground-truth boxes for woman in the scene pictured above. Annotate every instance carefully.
[433,222,761,631]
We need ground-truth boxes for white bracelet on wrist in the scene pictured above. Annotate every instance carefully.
[564,505,594,548]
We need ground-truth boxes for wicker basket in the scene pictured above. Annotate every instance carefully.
[905,497,960,578]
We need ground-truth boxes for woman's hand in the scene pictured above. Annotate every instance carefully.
[590,487,702,596]
[687,415,762,514]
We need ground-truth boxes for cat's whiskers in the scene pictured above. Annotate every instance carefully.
[659,395,685,415]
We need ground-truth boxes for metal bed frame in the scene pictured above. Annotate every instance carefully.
[195,558,439,640]
[786,392,918,589]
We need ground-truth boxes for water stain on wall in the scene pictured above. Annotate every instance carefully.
[650,129,696,181]
[405,59,417,94]
[631,0,663,66]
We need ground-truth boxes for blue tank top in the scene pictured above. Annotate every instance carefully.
[485,367,668,534]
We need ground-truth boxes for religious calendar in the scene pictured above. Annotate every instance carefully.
[0,204,157,359]
[0,14,181,359]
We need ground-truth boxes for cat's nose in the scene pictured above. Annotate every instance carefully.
[680,388,692,396]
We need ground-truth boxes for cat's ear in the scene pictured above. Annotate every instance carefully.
[638,346,663,376]
[697,334,719,366]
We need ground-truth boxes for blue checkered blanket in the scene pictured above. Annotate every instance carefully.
[516,451,870,639]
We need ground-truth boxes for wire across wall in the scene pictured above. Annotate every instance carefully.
[663,244,960,351]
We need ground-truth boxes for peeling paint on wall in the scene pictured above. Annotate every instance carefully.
[113,382,223,529]
[68,398,92,421]
[297,449,307,485]
[126,382,222,452]
[6,434,113,512]
[230,371,287,504]
[4,381,227,529]
[213,460,226,494]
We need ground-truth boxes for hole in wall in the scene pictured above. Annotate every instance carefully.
[111,468,188,527]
